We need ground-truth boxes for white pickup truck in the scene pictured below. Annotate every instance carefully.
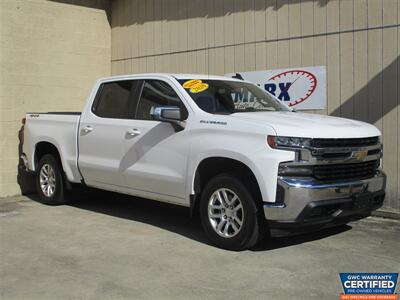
[21,73,386,250]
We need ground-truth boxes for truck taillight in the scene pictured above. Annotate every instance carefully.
[20,117,26,144]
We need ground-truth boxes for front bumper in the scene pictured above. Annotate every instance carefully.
[264,171,386,234]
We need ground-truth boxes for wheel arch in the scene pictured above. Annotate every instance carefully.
[34,141,72,189]
[190,156,264,216]
[34,141,62,168]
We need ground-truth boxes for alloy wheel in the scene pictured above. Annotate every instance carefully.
[39,163,56,197]
[207,188,244,238]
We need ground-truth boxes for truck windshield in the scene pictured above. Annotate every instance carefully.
[178,79,290,114]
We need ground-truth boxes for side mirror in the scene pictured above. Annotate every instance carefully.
[151,106,185,131]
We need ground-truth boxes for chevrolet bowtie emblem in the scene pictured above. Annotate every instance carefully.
[353,150,368,161]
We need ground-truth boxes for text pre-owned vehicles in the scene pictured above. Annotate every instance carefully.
[21,73,386,250]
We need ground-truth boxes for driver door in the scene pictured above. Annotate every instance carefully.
[120,79,190,204]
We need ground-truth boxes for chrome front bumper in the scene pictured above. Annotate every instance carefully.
[264,171,386,224]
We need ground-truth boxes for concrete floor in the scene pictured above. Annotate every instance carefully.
[1,190,399,300]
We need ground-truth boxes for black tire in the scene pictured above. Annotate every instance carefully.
[36,154,68,205]
[199,173,266,251]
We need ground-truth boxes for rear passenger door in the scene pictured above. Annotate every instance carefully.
[121,79,190,204]
[78,79,141,189]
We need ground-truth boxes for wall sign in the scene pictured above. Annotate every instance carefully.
[226,66,326,110]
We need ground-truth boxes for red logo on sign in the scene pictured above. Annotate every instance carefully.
[267,70,317,107]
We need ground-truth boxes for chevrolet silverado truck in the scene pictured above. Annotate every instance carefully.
[21,73,386,250]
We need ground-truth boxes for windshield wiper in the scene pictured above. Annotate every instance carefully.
[233,107,256,113]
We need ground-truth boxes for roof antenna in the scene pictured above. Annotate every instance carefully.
[232,73,244,80]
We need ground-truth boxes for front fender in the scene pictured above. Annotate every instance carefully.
[186,139,295,205]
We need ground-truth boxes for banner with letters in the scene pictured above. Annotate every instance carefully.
[226,66,326,110]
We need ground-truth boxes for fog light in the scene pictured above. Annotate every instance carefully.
[278,163,313,177]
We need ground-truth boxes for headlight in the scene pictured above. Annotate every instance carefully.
[267,135,312,149]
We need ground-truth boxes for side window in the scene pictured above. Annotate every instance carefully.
[92,80,138,119]
[136,80,187,120]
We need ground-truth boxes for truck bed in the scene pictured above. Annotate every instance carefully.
[23,112,82,183]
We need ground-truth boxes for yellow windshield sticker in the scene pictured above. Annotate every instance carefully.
[190,83,209,93]
[182,79,209,93]
[183,79,202,89]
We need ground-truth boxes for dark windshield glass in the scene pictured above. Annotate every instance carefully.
[178,79,289,114]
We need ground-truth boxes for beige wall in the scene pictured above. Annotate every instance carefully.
[111,0,400,212]
[0,0,111,196]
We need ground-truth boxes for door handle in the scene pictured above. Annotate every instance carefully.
[127,128,141,136]
[82,125,93,133]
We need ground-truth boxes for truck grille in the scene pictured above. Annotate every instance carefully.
[313,160,379,181]
[311,137,379,148]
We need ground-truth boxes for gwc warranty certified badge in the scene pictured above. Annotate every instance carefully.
[339,273,399,299]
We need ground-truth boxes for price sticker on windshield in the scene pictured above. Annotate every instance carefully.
[183,79,209,93]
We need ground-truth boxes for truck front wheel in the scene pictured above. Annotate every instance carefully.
[199,174,265,251]
[36,154,67,205]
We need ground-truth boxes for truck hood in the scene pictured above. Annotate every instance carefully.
[231,111,380,138]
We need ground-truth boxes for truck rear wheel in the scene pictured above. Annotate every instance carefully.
[36,154,67,205]
[199,174,265,251]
